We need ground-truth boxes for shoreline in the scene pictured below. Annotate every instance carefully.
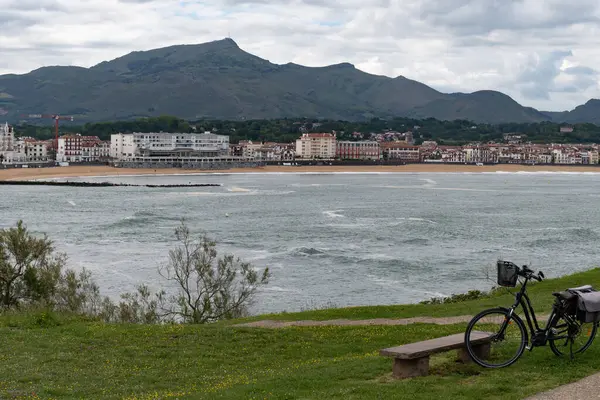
[3,164,600,181]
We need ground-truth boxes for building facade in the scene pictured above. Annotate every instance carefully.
[336,141,380,160]
[295,133,336,159]
[382,143,420,162]
[56,134,105,162]
[0,122,14,151]
[0,123,28,165]
[109,132,244,168]
[111,132,229,161]
[22,139,50,162]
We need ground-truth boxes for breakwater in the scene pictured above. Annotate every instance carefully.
[0,181,221,188]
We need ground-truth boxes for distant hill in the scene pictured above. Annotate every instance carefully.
[0,38,596,124]
[541,99,600,124]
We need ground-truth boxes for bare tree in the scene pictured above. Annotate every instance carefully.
[159,221,270,323]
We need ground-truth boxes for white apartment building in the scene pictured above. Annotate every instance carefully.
[295,133,336,159]
[110,133,136,160]
[581,150,599,165]
[81,141,110,162]
[22,139,50,162]
[552,149,571,164]
[110,132,230,162]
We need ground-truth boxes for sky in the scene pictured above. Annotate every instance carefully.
[1,0,599,112]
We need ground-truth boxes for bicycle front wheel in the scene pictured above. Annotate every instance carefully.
[465,307,527,368]
[548,313,597,357]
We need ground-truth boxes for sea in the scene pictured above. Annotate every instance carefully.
[2,171,600,314]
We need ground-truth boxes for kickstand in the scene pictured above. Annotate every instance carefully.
[569,338,575,360]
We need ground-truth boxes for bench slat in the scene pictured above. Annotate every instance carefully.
[380,331,494,360]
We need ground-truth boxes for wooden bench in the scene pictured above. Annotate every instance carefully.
[379,331,494,379]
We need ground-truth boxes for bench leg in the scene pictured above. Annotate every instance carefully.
[457,343,491,363]
[392,356,430,379]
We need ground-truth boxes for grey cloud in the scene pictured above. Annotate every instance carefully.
[0,11,42,29]
[564,66,597,76]
[219,0,389,7]
[556,68,598,93]
[4,0,68,12]
[516,50,571,100]
[515,51,599,99]
[418,0,600,36]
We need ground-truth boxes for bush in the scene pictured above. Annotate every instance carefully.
[157,221,270,324]
[0,221,100,314]
[420,290,489,305]
[0,220,271,325]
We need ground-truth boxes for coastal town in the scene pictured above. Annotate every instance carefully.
[1,121,599,168]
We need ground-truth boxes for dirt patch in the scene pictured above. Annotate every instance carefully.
[234,316,473,328]
[233,314,551,328]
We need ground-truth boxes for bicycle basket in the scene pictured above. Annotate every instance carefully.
[497,261,519,287]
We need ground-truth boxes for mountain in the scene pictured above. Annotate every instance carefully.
[0,38,594,124]
[407,90,549,124]
[541,99,600,125]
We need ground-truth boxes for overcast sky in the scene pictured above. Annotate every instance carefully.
[1,0,599,112]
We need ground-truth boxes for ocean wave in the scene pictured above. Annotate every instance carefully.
[323,210,344,218]
[420,178,437,185]
[263,286,301,293]
[401,238,429,245]
[398,217,437,224]
[106,210,178,229]
[227,186,252,192]
[293,247,326,256]
[381,185,499,192]
[484,171,600,175]
[173,189,295,197]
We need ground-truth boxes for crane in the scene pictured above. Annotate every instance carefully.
[21,114,74,149]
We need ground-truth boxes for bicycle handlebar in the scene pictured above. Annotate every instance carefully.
[519,265,544,282]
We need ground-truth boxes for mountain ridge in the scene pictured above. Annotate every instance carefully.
[0,38,597,124]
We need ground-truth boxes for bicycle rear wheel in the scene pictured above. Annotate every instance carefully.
[548,313,597,357]
[465,307,527,368]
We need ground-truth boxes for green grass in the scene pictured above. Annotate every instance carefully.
[1,268,600,399]
[233,268,600,323]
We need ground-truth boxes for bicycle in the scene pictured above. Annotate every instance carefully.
[464,260,599,368]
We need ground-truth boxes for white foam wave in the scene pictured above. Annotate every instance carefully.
[227,186,252,192]
[67,200,76,206]
[398,217,437,224]
[290,183,348,187]
[323,210,345,218]
[171,189,294,197]
[483,170,600,175]
[381,185,499,192]
[421,178,437,185]
[368,275,403,287]
[263,286,301,293]
[327,223,372,229]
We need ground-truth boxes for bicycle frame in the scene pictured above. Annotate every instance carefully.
[502,277,572,348]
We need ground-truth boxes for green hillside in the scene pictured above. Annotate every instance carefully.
[1,38,595,124]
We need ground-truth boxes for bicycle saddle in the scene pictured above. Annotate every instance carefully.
[552,291,577,301]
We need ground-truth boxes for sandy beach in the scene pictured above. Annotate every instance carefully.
[2,164,600,181]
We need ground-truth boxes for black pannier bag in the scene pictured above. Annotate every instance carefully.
[568,285,600,323]
[497,261,519,287]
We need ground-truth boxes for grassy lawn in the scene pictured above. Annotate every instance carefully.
[1,268,599,399]
[234,267,600,323]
